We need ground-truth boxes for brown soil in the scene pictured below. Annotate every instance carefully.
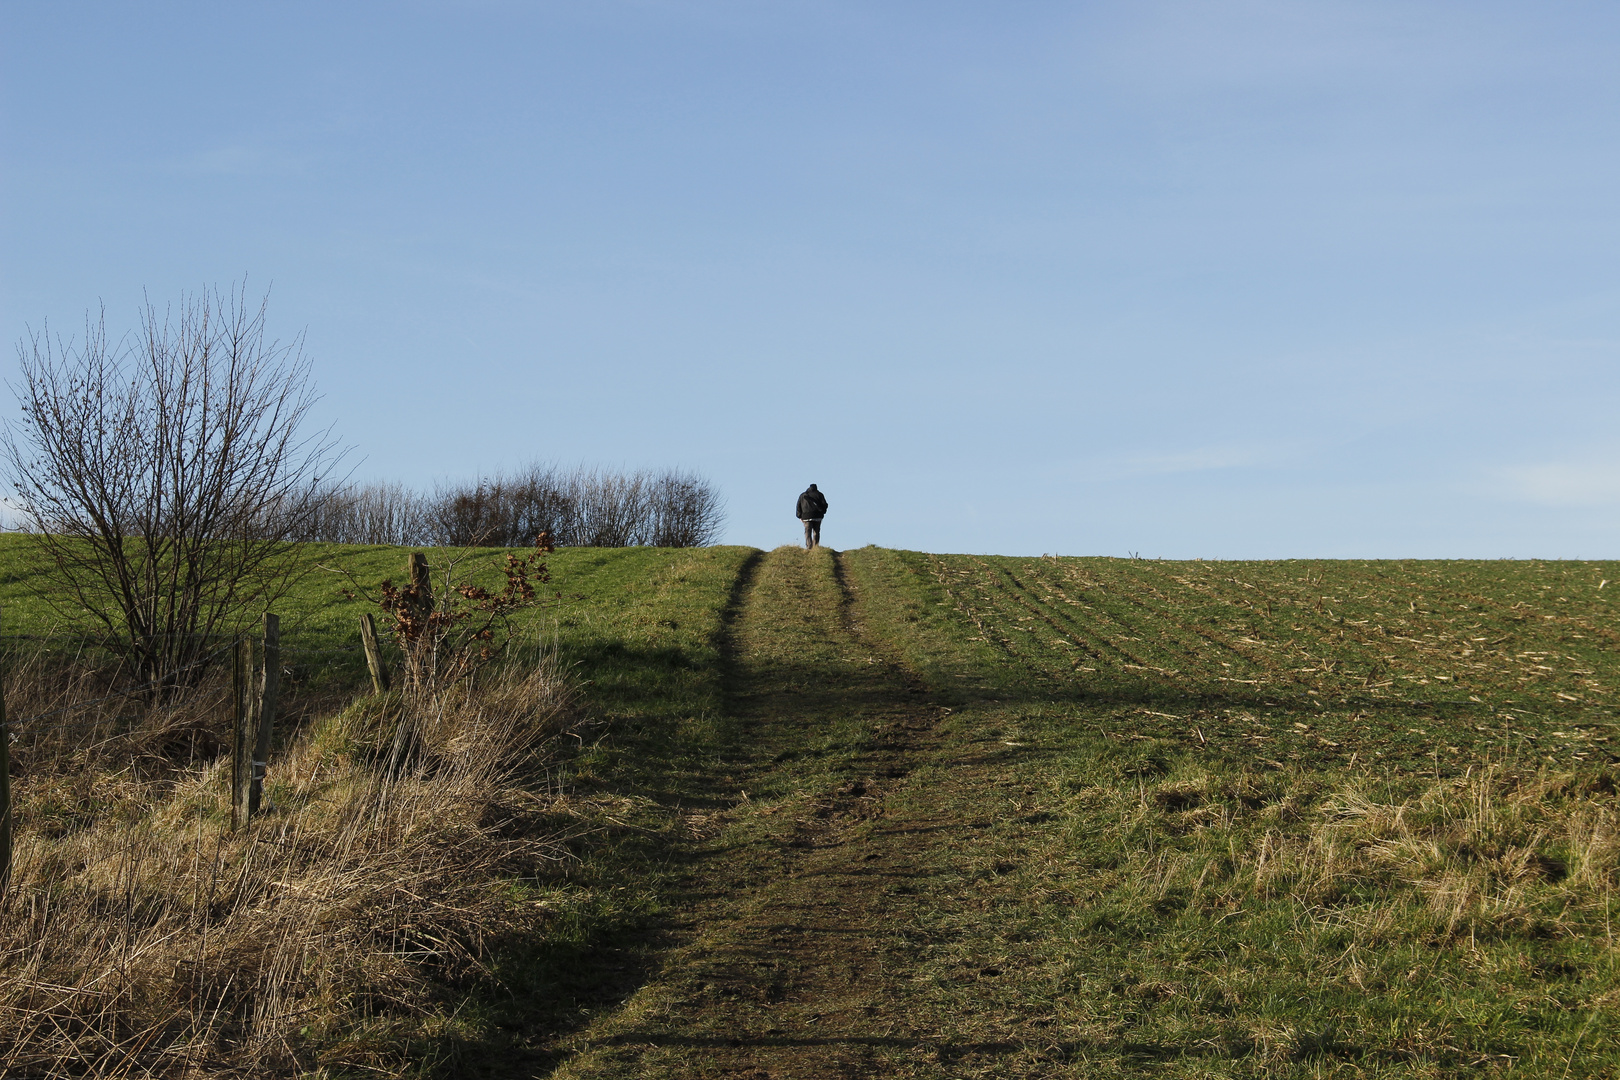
[552,547,1005,1079]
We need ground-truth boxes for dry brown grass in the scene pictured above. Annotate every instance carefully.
[1112,762,1620,945]
[1307,767,1620,933]
[0,655,577,1077]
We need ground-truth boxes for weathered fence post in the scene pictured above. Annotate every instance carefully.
[409,551,431,598]
[249,614,280,816]
[359,613,390,694]
[403,551,434,693]
[0,608,12,894]
[231,636,258,830]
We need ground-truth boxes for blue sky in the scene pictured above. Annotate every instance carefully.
[3,1,1618,557]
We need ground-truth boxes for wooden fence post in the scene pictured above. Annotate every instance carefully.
[249,614,280,817]
[230,638,244,828]
[0,607,11,894]
[403,551,433,693]
[231,636,257,830]
[359,613,390,694]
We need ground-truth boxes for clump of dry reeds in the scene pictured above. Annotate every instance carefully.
[0,652,577,1077]
[4,642,237,794]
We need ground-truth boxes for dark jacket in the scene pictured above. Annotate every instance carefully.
[796,485,828,520]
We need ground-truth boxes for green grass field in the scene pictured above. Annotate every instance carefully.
[0,533,751,698]
[835,549,1620,1076]
[860,549,1618,770]
[2,536,1617,1077]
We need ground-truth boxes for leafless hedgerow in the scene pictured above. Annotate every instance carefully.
[297,465,724,549]
[644,467,726,547]
[1,285,343,696]
[430,472,551,549]
[429,463,725,548]
[300,480,433,546]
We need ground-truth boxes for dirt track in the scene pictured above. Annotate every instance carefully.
[553,546,1000,1078]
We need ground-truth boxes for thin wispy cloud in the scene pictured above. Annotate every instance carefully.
[1495,458,1620,507]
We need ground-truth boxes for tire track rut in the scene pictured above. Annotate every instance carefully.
[554,548,976,1079]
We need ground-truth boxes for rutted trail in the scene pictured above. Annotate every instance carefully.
[554,547,982,1078]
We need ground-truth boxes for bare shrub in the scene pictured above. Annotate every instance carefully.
[1,285,342,693]
[431,474,531,548]
[430,464,580,548]
[567,466,648,547]
[302,481,432,546]
[429,463,724,548]
[300,465,723,549]
[646,468,726,547]
[0,655,576,1077]
[368,540,554,696]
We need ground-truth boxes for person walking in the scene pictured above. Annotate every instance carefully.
[796,483,828,550]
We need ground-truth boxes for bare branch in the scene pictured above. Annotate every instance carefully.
[1,284,345,693]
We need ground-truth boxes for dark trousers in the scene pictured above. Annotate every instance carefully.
[802,518,822,549]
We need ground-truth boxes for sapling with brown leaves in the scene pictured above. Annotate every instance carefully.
[347,534,557,697]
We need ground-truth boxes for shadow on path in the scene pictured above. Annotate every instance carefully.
[549,547,978,1079]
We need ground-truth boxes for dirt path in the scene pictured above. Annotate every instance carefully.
[551,546,995,1079]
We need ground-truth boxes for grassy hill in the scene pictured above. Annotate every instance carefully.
[0,538,1616,1077]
